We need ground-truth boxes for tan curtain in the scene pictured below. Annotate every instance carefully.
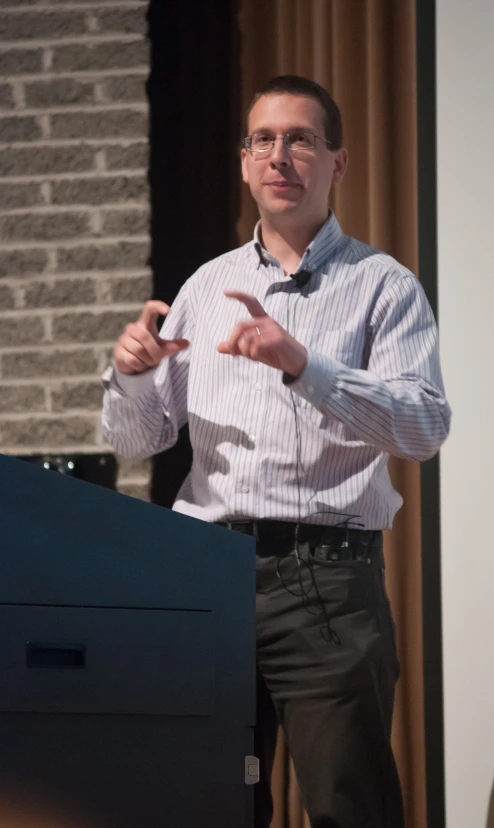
[237,1,426,827]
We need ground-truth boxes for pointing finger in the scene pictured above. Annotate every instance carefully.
[224,291,268,318]
[160,338,190,355]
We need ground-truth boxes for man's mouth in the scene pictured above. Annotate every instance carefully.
[266,180,300,191]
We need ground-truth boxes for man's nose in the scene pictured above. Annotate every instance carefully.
[269,136,292,168]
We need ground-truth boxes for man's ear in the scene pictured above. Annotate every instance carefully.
[332,148,348,184]
[241,147,249,184]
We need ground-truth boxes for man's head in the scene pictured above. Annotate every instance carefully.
[241,75,347,228]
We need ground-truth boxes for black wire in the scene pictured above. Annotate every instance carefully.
[278,281,366,645]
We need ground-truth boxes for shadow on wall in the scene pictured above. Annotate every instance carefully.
[487,778,494,828]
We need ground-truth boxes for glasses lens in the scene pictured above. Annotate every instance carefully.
[286,131,315,150]
[250,132,274,152]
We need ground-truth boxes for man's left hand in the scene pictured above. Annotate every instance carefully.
[217,291,308,378]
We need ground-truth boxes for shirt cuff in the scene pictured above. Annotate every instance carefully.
[283,348,340,406]
[105,364,158,399]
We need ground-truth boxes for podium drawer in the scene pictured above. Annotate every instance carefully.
[0,605,214,716]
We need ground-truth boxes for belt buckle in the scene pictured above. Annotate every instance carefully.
[313,543,344,562]
[228,520,258,539]
[313,540,369,563]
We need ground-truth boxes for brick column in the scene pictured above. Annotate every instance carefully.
[0,0,151,499]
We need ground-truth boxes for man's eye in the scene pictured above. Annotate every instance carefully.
[253,134,273,145]
[287,132,312,148]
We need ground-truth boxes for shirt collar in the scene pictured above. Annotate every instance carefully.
[251,211,344,274]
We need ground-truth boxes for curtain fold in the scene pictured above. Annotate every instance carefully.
[237,2,425,826]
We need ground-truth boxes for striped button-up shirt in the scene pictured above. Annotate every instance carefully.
[102,212,451,530]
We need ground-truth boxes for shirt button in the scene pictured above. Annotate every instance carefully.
[248,434,256,444]
[307,385,315,394]
[255,382,262,390]
[241,485,249,493]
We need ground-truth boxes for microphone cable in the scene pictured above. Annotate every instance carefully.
[277,272,364,645]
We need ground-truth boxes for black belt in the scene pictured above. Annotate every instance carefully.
[215,519,381,561]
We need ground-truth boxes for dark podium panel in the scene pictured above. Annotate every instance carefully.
[0,455,256,828]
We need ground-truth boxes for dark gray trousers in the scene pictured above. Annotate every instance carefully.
[254,536,404,828]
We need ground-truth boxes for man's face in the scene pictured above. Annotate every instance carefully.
[241,93,347,224]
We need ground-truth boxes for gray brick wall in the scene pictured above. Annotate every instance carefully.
[0,0,152,499]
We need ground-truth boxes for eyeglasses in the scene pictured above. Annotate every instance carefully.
[243,130,333,155]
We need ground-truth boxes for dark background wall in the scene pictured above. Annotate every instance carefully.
[148,0,241,506]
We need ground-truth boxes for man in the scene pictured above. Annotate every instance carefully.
[102,75,451,828]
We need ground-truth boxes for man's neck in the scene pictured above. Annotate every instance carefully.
[259,214,328,275]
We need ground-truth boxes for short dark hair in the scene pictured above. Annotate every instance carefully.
[245,75,343,149]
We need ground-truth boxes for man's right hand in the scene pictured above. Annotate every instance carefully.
[114,300,190,375]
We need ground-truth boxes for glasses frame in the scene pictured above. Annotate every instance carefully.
[242,130,334,155]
